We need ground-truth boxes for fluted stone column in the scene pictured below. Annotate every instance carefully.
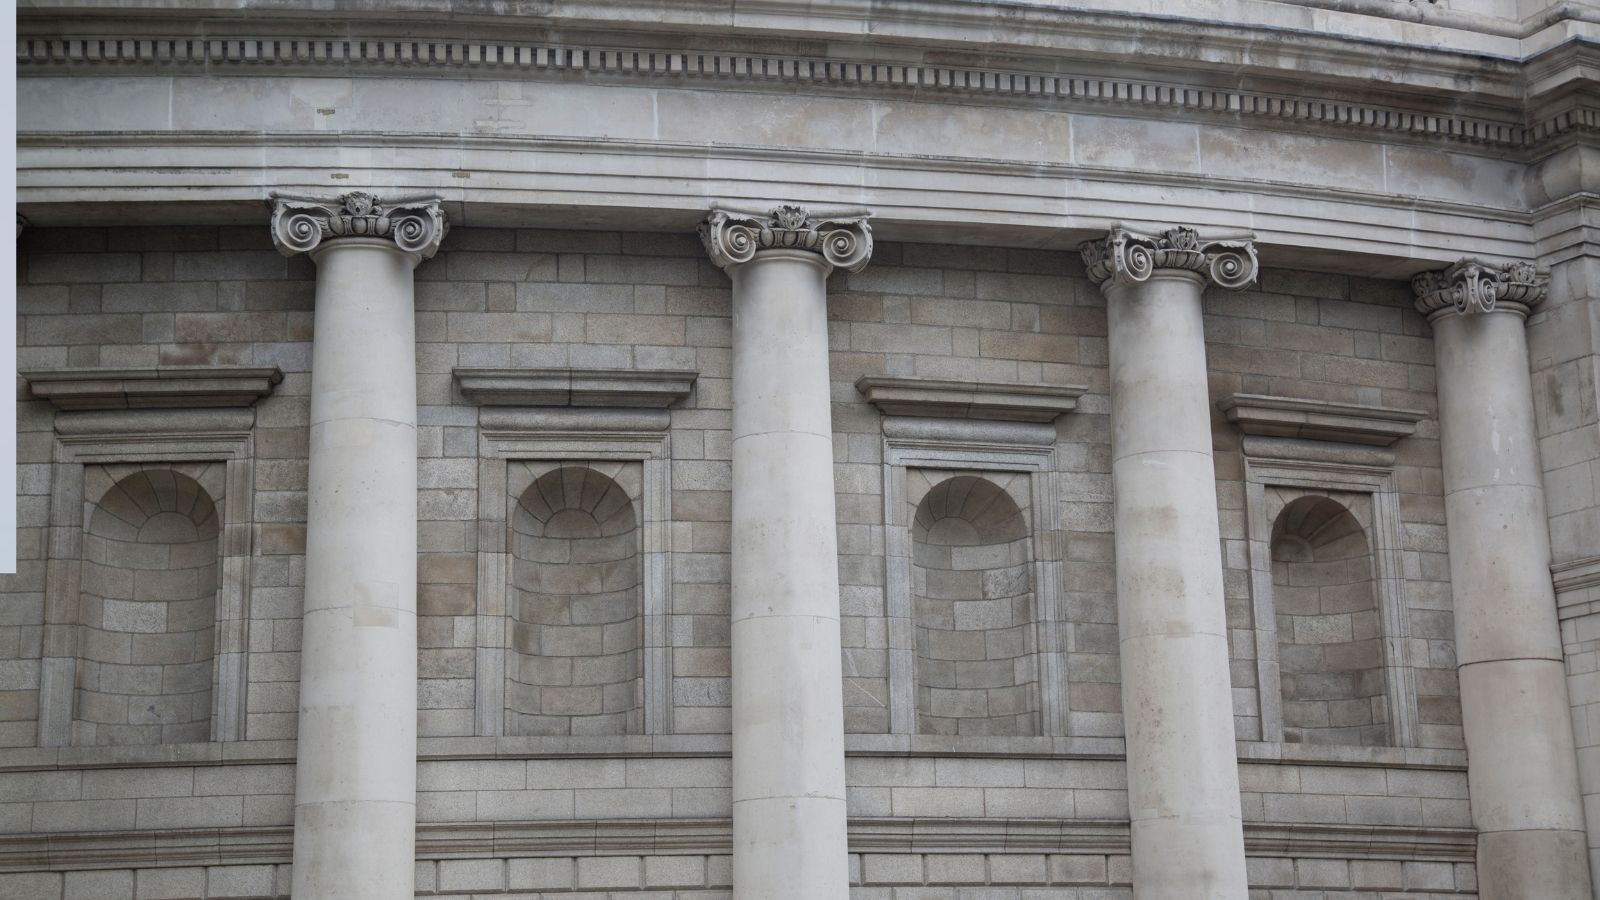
[270,193,447,900]
[1081,227,1258,899]
[700,205,872,900]
[1413,260,1592,900]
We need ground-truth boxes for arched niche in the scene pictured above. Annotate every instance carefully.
[507,465,643,736]
[76,468,220,745]
[910,473,1039,736]
[1272,494,1389,746]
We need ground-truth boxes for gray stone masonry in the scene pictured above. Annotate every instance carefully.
[3,226,1468,896]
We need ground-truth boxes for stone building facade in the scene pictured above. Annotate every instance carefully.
[7,0,1600,898]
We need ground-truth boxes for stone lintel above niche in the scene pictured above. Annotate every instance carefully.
[1217,393,1426,447]
[453,367,697,408]
[23,366,283,411]
[855,376,1087,423]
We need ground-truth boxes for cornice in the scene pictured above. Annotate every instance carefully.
[22,366,283,411]
[453,367,697,408]
[13,0,1549,76]
[13,33,1551,152]
[1217,393,1427,447]
[856,376,1087,424]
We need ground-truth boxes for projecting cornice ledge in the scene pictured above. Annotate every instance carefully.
[453,367,697,408]
[856,376,1088,424]
[23,366,284,411]
[1217,393,1427,447]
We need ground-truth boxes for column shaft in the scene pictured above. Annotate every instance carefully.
[1105,271,1250,899]
[728,249,850,900]
[1431,307,1591,900]
[291,238,421,899]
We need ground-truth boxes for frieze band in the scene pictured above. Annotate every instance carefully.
[1080,225,1258,291]
[269,191,449,259]
[699,205,873,273]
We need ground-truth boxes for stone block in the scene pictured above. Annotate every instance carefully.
[64,870,134,900]
[862,854,923,885]
[205,865,276,898]
[577,856,642,889]
[438,859,503,892]
[644,855,706,888]
[134,867,205,900]
[508,857,575,891]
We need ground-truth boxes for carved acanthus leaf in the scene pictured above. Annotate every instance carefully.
[1080,225,1258,291]
[699,205,873,273]
[1411,258,1548,319]
[269,192,448,258]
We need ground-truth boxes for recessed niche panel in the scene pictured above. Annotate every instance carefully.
[76,466,222,746]
[1271,493,1389,746]
[909,471,1039,736]
[506,463,644,736]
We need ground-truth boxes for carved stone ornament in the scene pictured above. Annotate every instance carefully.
[1080,225,1258,290]
[1411,258,1548,319]
[269,191,448,258]
[699,204,873,273]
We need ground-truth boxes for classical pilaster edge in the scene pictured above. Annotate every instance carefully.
[268,190,448,258]
[699,204,872,273]
[1079,225,1258,291]
[1410,257,1548,320]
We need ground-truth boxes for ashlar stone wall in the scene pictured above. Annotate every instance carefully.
[3,225,1470,898]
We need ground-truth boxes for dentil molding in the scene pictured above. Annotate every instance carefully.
[269,190,448,258]
[1080,225,1258,290]
[13,35,1558,152]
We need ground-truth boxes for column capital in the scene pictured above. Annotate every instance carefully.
[1411,258,1548,321]
[1080,225,1258,291]
[269,191,448,259]
[698,204,873,273]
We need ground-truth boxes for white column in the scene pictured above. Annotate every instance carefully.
[271,193,447,900]
[1082,227,1257,899]
[1413,261,1592,900]
[701,205,872,900]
